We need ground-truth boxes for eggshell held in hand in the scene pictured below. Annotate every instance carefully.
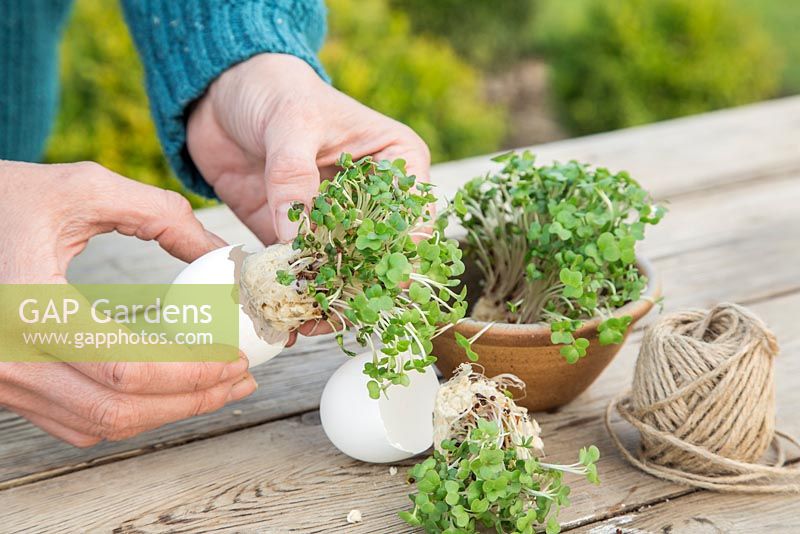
[170,245,287,368]
[320,352,439,463]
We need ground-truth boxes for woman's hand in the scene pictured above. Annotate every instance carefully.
[0,160,225,283]
[0,160,257,446]
[186,53,431,244]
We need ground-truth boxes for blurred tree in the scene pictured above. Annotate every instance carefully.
[542,0,782,134]
[734,0,800,94]
[322,0,505,162]
[389,0,538,70]
[44,0,214,208]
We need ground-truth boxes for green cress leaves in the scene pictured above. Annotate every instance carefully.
[281,154,468,398]
[400,419,601,533]
[453,151,665,362]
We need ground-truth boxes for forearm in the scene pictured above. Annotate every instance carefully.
[120,0,330,197]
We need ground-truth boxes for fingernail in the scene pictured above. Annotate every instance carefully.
[227,373,257,402]
[275,203,302,242]
[220,354,249,382]
[205,230,228,248]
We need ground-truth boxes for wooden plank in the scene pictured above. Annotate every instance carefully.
[639,173,800,260]
[431,96,800,202]
[0,335,351,488]
[639,173,800,308]
[0,98,797,522]
[1,291,798,532]
[2,169,799,490]
[569,490,800,533]
[64,97,800,286]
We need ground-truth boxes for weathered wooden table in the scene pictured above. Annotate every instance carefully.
[2,97,800,533]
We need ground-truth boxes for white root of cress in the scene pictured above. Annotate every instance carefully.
[240,243,321,334]
[462,180,568,326]
[471,296,513,323]
[433,364,544,460]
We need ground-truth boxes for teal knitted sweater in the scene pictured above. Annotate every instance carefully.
[0,0,328,197]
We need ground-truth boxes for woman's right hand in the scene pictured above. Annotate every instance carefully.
[0,160,257,446]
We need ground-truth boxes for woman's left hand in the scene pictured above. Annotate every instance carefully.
[186,53,431,245]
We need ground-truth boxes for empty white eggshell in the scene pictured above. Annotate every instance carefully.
[169,245,286,368]
[320,351,439,463]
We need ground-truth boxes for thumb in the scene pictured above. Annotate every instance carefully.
[264,140,321,243]
[86,165,227,263]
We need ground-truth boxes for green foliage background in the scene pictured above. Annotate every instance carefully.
[321,0,505,163]
[535,0,782,134]
[531,0,798,96]
[735,0,800,93]
[45,0,503,206]
[44,1,213,207]
[389,0,538,69]
[43,0,798,206]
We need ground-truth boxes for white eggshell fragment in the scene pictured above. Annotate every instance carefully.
[169,245,287,368]
[320,352,439,463]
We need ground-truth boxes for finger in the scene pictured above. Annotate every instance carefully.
[102,373,259,437]
[373,137,435,221]
[81,163,226,262]
[9,363,256,435]
[2,381,109,438]
[296,312,351,337]
[69,352,250,395]
[11,407,100,448]
[297,320,335,336]
[5,370,255,441]
[107,373,258,439]
[263,131,321,242]
[214,176,279,244]
[372,131,431,185]
[285,331,298,347]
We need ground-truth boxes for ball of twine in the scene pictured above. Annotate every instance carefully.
[606,302,800,492]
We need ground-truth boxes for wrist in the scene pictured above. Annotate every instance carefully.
[189,53,326,166]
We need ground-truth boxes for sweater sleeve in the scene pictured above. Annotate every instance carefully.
[121,0,329,198]
[0,0,73,163]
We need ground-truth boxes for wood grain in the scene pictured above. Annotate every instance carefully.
[569,490,800,533]
[0,334,353,488]
[65,97,800,286]
[431,96,800,202]
[2,98,799,532]
[2,170,799,492]
[1,283,798,532]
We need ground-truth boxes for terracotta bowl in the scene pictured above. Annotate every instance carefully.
[432,256,660,412]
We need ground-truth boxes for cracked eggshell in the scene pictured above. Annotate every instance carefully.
[169,245,286,368]
[319,352,439,463]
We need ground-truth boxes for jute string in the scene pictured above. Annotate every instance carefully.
[606,302,800,492]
